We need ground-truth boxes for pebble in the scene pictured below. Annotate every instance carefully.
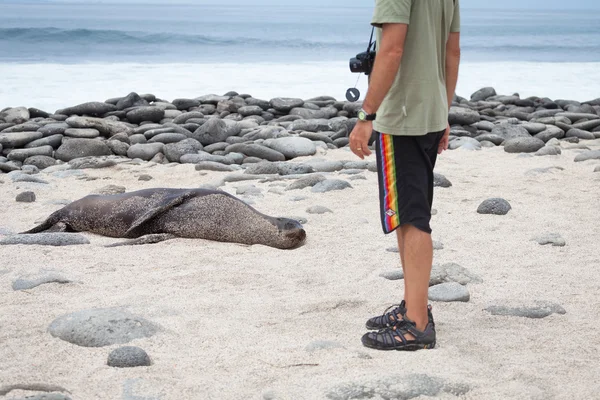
[264,137,317,159]
[535,146,562,156]
[48,308,159,347]
[285,174,326,191]
[306,205,333,214]
[12,271,72,291]
[107,346,152,368]
[532,233,566,247]
[430,263,483,286]
[428,282,470,302]
[433,173,452,188]
[16,191,36,202]
[311,179,352,193]
[195,161,240,172]
[574,150,600,162]
[477,198,512,215]
[485,302,566,319]
[0,233,90,246]
[379,269,404,280]
[503,137,545,153]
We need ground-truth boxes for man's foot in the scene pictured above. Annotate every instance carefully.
[361,316,436,351]
[365,301,434,330]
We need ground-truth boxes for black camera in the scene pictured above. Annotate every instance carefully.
[349,50,376,75]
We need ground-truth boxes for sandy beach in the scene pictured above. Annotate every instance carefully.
[1,141,599,400]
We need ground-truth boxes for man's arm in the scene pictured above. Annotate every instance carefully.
[362,23,408,115]
[445,32,461,110]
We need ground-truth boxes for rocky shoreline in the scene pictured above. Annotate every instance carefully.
[1,88,600,175]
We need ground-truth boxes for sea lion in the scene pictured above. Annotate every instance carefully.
[21,188,306,249]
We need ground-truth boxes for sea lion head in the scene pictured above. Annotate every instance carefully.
[272,217,306,249]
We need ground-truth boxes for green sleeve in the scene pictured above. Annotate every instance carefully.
[450,0,461,33]
[371,0,412,27]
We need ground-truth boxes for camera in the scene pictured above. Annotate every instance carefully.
[349,50,376,75]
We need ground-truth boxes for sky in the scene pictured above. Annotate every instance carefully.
[24,0,600,9]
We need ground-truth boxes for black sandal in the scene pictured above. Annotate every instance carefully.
[361,316,436,351]
[366,301,435,330]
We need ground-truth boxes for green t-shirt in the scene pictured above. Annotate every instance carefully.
[371,0,461,136]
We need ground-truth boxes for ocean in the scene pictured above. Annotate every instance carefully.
[1,2,599,112]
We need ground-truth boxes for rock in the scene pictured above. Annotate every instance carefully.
[25,134,64,149]
[193,118,239,145]
[574,150,600,162]
[148,132,187,144]
[276,163,314,175]
[38,122,69,137]
[477,198,511,215]
[449,137,481,150]
[326,374,451,400]
[430,263,483,286]
[379,269,404,280]
[93,185,126,195]
[24,155,57,170]
[304,160,344,172]
[163,138,203,163]
[238,105,263,117]
[16,191,36,202]
[285,174,327,190]
[503,137,545,153]
[491,124,530,140]
[448,106,480,125]
[236,185,263,196]
[306,205,333,214]
[0,107,30,124]
[433,241,444,250]
[470,87,497,102]
[225,143,286,162]
[126,143,164,161]
[0,233,89,246]
[48,308,159,347]
[0,384,72,400]
[172,98,201,110]
[0,131,43,148]
[555,112,600,123]
[69,156,118,170]
[433,173,452,188]
[66,116,133,137]
[57,102,116,116]
[532,233,566,247]
[485,302,566,319]
[63,128,101,139]
[475,133,505,145]
[173,111,205,124]
[107,346,152,368]
[126,107,165,124]
[9,172,49,184]
[195,161,240,172]
[312,179,352,193]
[106,139,129,156]
[12,271,71,291]
[270,97,304,112]
[7,146,54,162]
[566,128,595,140]
[521,122,548,135]
[535,146,562,156]
[264,137,317,159]
[55,139,111,161]
[428,282,470,302]
[595,165,600,173]
[116,92,149,110]
[3,122,41,133]
[534,126,566,143]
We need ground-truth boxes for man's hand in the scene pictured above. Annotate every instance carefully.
[349,121,374,160]
[438,124,450,154]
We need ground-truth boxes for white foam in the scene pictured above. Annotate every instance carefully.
[0,61,598,112]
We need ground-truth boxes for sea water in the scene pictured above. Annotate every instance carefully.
[0,2,599,111]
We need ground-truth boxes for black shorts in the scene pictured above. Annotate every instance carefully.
[375,130,444,235]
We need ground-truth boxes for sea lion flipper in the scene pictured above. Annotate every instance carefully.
[124,192,195,238]
[105,233,177,248]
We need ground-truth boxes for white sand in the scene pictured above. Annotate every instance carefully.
[1,142,599,400]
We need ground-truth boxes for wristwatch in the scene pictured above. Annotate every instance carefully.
[357,108,376,122]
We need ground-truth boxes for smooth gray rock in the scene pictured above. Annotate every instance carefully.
[116,92,149,110]
[138,174,153,181]
[327,374,451,400]
[428,282,470,302]
[485,302,566,319]
[574,150,600,162]
[107,346,152,368]
[0,233,89,246]
[57,101,116,117]
[16,191,36,202]
[555,112,600,123]
[306,205,333,214]
[379,269,404,281]
[126,107,165,124]
[264,137,316,159]
[535,146,562,156]
[55,138,112,161]
[238,105,263,117]
[276,163,314,176]
[0,107,30,124]
[25,134,64,149]
[63,128,100,139]
[0,384,72,400]
[430,263,483,286]
[9,172,49,184]
[7,146,54,162]
[0,131,43,148]
[193,118,239,145]
[38,123,69,137]
[491,124,530,140]
[195,161,240,172]
[172,98,201,110]
[285,174,327,190]
[471,87,497,102]
[173,111,205,124]
[566,128,595,140]
[312,179,352,193]
[474,133,504,145]
[126,143,164,161]
[225,143,286,162]
[180,151,233,165]
[503,137,545,153]
[532,233,566,247]
[163,138,203,163]
[69,156,118,170]
[448,106,480,125]
[148,132,187,144]
[477,198,511,215]
[12,272,71,291]
[449,137,481,150]
[433,173,452,188]
[24,155,57,170]
[106,139,129,156]
[3,122,41,133]
[48,308,159,347]
[521,122,548,135]
[66,116,133,137]
[270,97,304,112]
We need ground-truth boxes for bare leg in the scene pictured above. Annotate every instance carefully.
[395,229,406,271]
[400,224,433,336]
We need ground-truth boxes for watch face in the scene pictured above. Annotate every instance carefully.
[358,110,366,121]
